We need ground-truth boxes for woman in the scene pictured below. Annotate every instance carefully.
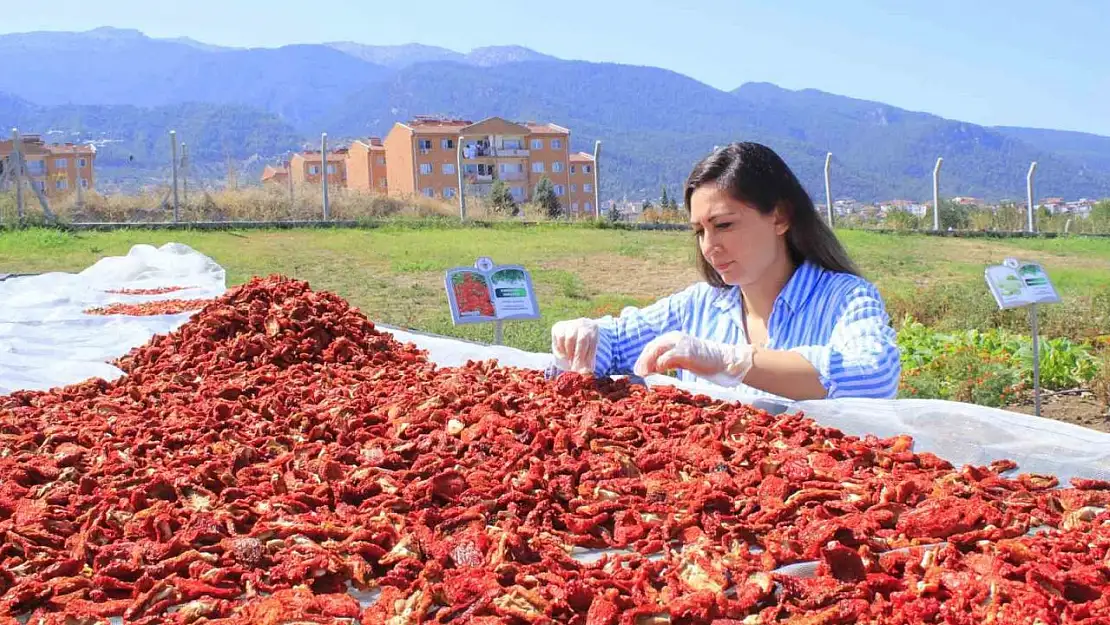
[550,142,900,400]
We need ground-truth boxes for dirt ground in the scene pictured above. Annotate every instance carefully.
[1006,393,1110,434]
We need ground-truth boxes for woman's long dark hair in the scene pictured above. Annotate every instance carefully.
[684,142,860,287]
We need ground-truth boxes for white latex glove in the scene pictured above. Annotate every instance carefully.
[633,331,754,387]
[551,318,601,374]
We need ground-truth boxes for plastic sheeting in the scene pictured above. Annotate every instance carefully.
[0,243,226,394]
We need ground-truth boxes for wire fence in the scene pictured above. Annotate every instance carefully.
[3,128,1109,235]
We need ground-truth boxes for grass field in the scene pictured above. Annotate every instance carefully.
[2,225,1109,424]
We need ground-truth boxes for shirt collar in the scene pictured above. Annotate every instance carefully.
[709,260,825,315]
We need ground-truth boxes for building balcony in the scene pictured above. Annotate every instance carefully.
[497,148,529,157]
[499,172,526,182]
[466,174,494,183]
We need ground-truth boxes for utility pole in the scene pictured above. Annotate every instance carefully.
[287,152,295,211]
[170,130,179,222]
[932,157,943,231]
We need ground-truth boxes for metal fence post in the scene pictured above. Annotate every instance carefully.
[592,140,601,220]
[824,152,833,227]
[170,130,179,222]
[456,135,466,220]
[1026,161,1038,233]
[182,143,189,206]
[932,157,943,231]
[321,133,330,220]
[11,128,24,222]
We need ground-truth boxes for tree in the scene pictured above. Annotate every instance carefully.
[534,176,560,219]
[660,186,670,209]
[489,179,518,216]
[608,202,621,223]
[924,199,971,230]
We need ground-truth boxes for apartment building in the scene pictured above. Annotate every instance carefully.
[567,152,598,217]
[261,163,290,186]
[346,138,388,193]
[0,135,96,197]
[289,149,347,186]
[383,116,586,206]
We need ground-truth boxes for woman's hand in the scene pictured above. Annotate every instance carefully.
[633,331,754,386]
[551,318,600,374]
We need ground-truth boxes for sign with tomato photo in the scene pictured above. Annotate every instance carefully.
[445,258,540,325]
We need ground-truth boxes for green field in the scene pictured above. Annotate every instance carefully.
[2,225,1109,413]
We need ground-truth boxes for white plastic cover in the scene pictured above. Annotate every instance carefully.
[0,243,226,395]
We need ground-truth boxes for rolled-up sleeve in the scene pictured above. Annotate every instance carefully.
[593,286,696,377]
[790,284,901,399]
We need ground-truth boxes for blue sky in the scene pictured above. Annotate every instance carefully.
[6,0,1108,135]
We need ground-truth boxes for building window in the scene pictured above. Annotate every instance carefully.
[502,139,523,150]
[571,184,577,193]
[444,187,456,198]
[326,164,337,175]
[33,181,46,192]
[376,156,386,165]
[584,165,592,173]
[531,139,543,150]
[418,139,433,153]
[584,183,593,192]
[585,202,593,213]
[570,165,577,173]
[422,187,434,197]
[552,161,563,173]
[442,163,456,175]
[78,158,88,168]
[551,139,562,149]
[419,163,433,175]
[511,186,525,199]
[554,184,565,196]
[27,160,45,176]
[531,162,545,173]
[441,138,455,150]
[55,158,67,168]
[55,179,68,190]
[309,165,320,175]
[379,177,387,188]
[572,202,579,212]
[79,178,89,189]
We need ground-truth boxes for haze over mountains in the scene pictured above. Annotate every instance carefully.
[2,26,1108,202]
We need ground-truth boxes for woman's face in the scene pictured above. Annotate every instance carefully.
[689,184,790,287]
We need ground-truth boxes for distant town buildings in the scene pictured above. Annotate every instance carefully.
[0,135,96,197]
[262,115,598,217]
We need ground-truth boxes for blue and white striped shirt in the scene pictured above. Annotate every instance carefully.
[593,260,901,400]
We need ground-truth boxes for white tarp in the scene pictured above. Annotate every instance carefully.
[0,243,226,394]
[3,243,1108,483]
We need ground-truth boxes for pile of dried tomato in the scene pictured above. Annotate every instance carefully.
[2,275,1107,624]
[83,299,211,317]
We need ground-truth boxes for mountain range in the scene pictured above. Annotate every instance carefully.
[2,27,1109,203]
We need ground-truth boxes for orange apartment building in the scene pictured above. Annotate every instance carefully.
[259,117,597,215]
[289,149,348,186]
[346,138,388,193]
[382,116,596,214]
[0,135,96,197]
[568,152,598,216]
[260,163,290,186]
